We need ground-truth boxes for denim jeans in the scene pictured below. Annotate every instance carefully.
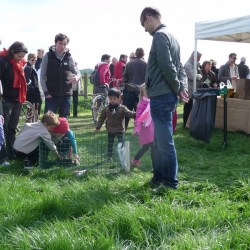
[150,93,178,189]
[44,96,71,118]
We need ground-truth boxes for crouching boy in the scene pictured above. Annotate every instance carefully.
[50,117,80,164]
[14,111,62,167]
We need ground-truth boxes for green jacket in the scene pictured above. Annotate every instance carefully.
[145,24,187,97]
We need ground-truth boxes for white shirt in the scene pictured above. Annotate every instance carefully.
[14,120,56,154]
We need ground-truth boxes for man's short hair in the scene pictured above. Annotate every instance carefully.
[135,48,145,58]
[108,88,121,98]
[101,54,111,62]
[55,33,70,44]
[119,54,128,60]
[140,7,161,23]
[229,53,237,58]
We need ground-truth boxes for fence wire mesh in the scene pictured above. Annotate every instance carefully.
[38,130,131,174]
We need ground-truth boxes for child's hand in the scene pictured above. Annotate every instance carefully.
[93,129,100,133]
[74,154,80,162]
[134,131,139,136]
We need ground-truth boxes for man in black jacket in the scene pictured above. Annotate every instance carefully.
[238,57,249,79]
[40,33,79,118]
[123,47,146,129]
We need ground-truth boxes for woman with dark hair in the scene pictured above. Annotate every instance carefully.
[24,53,42,115]
[200,60,218,88]
[0,41,28,165]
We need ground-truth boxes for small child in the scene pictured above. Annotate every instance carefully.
[50,117,80,164]
[13,111,62,167]
[132,84,154,167]
[94,88,135,160]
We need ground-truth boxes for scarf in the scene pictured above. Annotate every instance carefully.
[0,49,27,103]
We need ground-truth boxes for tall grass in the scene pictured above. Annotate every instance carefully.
[0,100,249,249]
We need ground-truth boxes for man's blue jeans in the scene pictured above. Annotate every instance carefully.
[44,96,71,118]
[150,93,178,189]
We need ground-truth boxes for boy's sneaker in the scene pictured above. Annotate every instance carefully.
[131,159,141,167]
[24,160,35,170]
[1,160,11,167]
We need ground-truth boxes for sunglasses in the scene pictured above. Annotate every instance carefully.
[30,59,37,61]
[232,57,237,60]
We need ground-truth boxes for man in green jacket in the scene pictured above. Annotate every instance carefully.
[140,7,189,189]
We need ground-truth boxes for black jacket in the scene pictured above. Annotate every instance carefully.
[45,47,74,96]
[0,56,19,102]
[237,62,249,79]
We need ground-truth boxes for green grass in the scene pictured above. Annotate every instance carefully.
[0,100,250,249]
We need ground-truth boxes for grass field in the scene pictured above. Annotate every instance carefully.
[0,98,249,249]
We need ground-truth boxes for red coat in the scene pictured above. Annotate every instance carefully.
[99,63,111,85]
[113,60,126,87]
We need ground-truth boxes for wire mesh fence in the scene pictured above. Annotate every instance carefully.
[38,130,131,174]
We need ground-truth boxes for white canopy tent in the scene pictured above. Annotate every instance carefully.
[193,15,250,91]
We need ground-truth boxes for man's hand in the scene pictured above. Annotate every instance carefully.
[179,90,189,103]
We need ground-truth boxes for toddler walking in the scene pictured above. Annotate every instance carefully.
[94,88,135,160]
[132,84,155,167]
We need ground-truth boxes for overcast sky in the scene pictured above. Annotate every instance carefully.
[1,0,250,69]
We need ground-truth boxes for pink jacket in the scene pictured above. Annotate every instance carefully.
[134,97,154,145]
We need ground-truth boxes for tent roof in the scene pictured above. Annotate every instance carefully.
[195,15,250,43]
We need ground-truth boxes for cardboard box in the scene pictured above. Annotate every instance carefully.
[236,79,250,100]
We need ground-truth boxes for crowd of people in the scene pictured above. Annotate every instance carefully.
[0,33,81,168]
[0,6,249,190]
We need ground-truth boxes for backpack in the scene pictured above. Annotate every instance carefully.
[89,67,100,86]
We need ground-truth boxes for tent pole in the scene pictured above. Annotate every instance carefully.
[193,39,198,106]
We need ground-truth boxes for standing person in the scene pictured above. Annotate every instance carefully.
[109,57,118,80]
[24,53,43,115]
[140,7,188,189]
[237,56,249,79]
[200,60,218,88]
[94,54,111,95]
[123,47,147,129]
[71,62,83,117]
[113,54,128,88]
[183,51,202,128]
[132,83,154,167]
[210,59,219,80]
[40,33,79,118]
[0,41,28,165]
[129,52,136,61]
[94,88,135,160]
[218,53,239,89]
[35,49,44,71]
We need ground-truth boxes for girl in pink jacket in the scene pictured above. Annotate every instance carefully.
[132,84,154,167]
